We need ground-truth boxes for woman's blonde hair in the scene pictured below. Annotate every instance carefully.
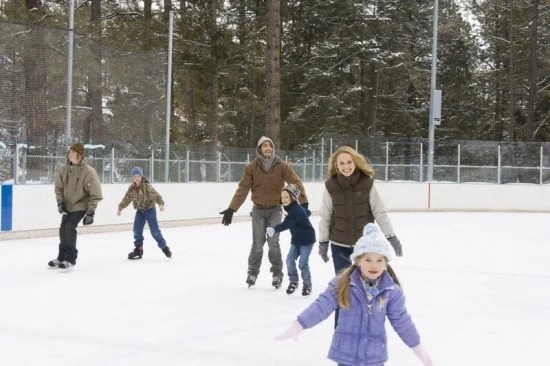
[325,146,375,179]
[335,255,400,309]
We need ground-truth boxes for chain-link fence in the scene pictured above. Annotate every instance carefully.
[2,138,550,185]
[0,20,167,183]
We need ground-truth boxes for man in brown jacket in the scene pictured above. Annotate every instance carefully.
[220,136,309,288]
[48,142,103,272]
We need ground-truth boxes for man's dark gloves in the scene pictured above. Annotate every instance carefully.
[220,208,234,226]
[318,241,329,263]
[388,236,403,257]
[57,202,68,214]
[83,211,95,225]
[301,203,311,217]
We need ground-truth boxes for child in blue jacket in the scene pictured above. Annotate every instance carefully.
[266,183,316,295]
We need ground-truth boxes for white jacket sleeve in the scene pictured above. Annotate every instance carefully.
[369,184,396,237]
[318,187,333,242]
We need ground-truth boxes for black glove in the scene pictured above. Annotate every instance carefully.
[301,203,311,217]
[83,211,94,225]
[388,236,403,257]
[318,241,329,263]
[57,202,68,214]
[220,208,234,226]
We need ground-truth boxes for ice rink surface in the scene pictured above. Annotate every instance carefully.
[1,212,549,365]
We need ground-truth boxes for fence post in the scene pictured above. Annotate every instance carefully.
[101,156,105,183]
[217,151,221,183]
[312,151,316,182]
[330,138,333,155]
[185,150,189,183]
[419,142,423,183]
[246,153,250,164]
[303,155,306,181]
[12,144,18,185]
[540,145,543,185]
[457,144,461,183]
[355,139,358,151]
[149,153,154,183]
[21,149,26,184]
[320,137,324,182]
[178,160,181,183]
[497,145,501,184]
[110,144,115,184]
[385,142,389,182]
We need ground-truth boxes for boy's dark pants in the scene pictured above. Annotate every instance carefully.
[57,211,86,265]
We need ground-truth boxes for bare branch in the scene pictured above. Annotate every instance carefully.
[102,11,143,20]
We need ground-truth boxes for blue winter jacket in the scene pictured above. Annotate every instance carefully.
[273,200,316,246]
[296,269,421,366]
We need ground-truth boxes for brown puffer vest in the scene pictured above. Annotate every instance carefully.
[325,171,375,246]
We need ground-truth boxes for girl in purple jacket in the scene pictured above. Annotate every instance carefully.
[275,223,434,366]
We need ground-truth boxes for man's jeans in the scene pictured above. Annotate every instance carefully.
[248,206,283,277]
[286,243,314,286]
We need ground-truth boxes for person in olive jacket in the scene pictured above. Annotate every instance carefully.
[48,142,103,272]
[220,136,309,289]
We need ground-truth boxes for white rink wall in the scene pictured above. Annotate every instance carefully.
[2,182,550,235]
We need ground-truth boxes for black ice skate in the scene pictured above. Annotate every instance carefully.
[246,275,257,287]
[302,285,312,296]
[58,261,73,273]
[162,246,172,258]
[286,282,298,295]
[128,245,143,260]
[47,259,61,269]
[272,275,283,289]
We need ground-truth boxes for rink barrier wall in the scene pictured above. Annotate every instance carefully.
[1,182,550,240]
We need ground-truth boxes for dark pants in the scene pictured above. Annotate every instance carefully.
[331,243,353,274]
[248,206,283,277]
[331,243,354,328]
[57,211,86,265]
[133,207,166,248]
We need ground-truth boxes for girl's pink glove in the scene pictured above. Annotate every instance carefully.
[412,344,434,366]
[274,320,303,341]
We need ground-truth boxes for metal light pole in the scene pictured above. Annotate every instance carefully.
[427,0,441,181]
[164,11,174,183]
[65,0,75,147]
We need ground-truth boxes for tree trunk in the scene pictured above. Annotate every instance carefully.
[506,0,515,141]
[87,0,104,144]
[23,1,47,151]
[366,61,379,136]
[493,15,503,141]
[265,0,281,146]
[526,0,538,141]
[208,0,219,145]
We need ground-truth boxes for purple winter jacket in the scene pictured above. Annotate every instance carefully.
[296,269,420,366]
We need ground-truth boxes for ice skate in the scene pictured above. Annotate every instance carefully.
[58,261,73,273]
[286,282,298,295]
[302,285,312,296]
[272,275,283,289]
[162,246,172,258]
[128,245,143,260]
[47,259,61,269]
[246,275,257,287]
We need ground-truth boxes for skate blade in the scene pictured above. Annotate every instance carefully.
[58,267,72,273]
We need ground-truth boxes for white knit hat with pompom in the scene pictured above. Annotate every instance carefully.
[350,223,394,262]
